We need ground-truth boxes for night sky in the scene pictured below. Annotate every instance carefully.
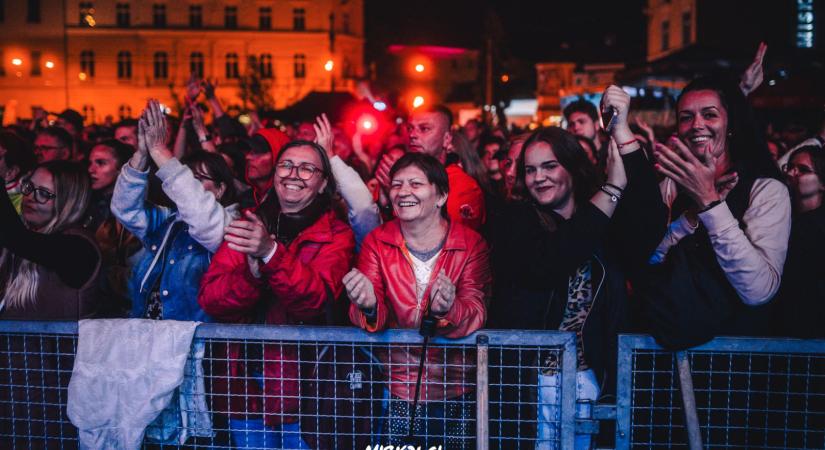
[365,0,648,64]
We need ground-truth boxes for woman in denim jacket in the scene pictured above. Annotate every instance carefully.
[111,100,239,321]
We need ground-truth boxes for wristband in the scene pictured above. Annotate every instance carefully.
[604,182,625,193]
[616,138,638,149]
[600,186,621,202]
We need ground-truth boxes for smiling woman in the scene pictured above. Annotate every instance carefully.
[643,75,791,350]
[0,161,104,320]
[198,139,355,449]
[346,153,490,449]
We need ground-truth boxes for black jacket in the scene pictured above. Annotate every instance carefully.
[489,150,667,387]
[773,206,825,338]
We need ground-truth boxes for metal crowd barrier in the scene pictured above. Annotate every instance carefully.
[0,320,578,449]
[614,334,825,450]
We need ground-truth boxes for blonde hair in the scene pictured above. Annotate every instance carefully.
[1,161,91,310]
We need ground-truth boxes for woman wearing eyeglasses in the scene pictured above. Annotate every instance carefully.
[111,100,239,321]
[198,139,355,449]
[1,160,103,319]
[773,145,825,338]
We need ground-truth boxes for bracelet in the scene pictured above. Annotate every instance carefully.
[604,182,625,193]
[198,133,211,143]
[600,186,621,202]
[616,138,638,149]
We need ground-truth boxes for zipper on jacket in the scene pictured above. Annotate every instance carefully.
[581,254,606,386]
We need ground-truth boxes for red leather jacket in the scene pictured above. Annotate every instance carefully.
[198,209,355,427]
[349,219,490,401]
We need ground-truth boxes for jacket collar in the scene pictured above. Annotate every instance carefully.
[374,219,467,252]
[289,209,337,245]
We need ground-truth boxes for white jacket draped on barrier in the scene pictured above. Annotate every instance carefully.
[67,319,200,450]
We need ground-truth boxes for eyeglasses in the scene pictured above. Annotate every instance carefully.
[784,163,815,175]
[20,179,57,204]
[275,161,322,180]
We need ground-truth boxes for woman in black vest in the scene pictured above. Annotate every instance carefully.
[645,75,791,349]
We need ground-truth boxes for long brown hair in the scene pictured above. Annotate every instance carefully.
[1,161,92,309]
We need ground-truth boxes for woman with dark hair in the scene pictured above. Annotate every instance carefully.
[199,139,355,449]
[111,100,240,321]
[85,138,141,317]
[1,160,103,319]
[490,86,666,449]
[644,74,791,348]
[345,152,490,450]
[774,145,825,338]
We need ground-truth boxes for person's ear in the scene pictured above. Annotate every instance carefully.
[215,183,226,201]
[318,178,328,194]
[442,131,452,151]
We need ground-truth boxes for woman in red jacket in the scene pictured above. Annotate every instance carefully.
[198,140,355,449]
[345,152,490,450]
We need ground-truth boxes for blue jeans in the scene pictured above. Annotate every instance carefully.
[228,418,310,449]
[536,368,600,450]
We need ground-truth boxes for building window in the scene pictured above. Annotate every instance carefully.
[118,104,132,120]
[153,52,168,79]
[343,58,352,78]
[225,53,239,79]
[79,2,94,26]
[224,6,237,29]
[189,5,202,28]
[190,52,204,78]
[30,51,41,76]
[259,7,271,30]
[82,105,95,124]
[27,0,40,23]
[682,12,691,45]
[117,51,131,79]
[116,3,129,27]
[260,53,273,78]
[153,4,166,28]
[342,13,350,33]
[294,54,306,78]
[80,50,95,78]
[293,8,305,30]
[661,20,670,52]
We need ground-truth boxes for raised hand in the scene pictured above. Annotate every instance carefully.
[224,210,276,258]
[343,268,377,311]
[143,100,169,153]
[190,103,208,137]
[201,78,217,100]
[429,269,456,316]
[375,151,402,189]
[634,116,657,147]
[313,113,335,159]
[601,85,636,148]
[740,42,767,97]
[185,72,201,102]
[654,138,719,209]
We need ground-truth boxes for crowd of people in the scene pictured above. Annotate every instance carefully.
[2,48,824,448]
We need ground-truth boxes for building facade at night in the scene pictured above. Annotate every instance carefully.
[0,0,364,124]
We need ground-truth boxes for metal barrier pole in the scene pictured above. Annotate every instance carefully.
[675,351,703,450]
[476,334,489,450]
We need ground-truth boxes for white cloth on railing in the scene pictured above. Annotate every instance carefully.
[67,319,200,450]
[144,339,214,444]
